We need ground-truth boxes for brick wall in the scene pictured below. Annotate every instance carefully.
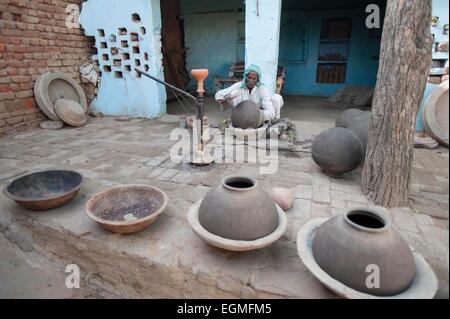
[0,0,97,136]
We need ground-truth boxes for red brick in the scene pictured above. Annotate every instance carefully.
[11,75,31,83]
[23,98,34,109]
[6,115,24,125]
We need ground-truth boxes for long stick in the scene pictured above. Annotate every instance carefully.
[135,68,197,102]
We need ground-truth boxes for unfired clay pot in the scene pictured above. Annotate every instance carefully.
[312,127,364,177]
[335,108,363,128]
[347,112,371,151]
[198,175,279,241]
[231,100,264,129]
[312,207,416,296]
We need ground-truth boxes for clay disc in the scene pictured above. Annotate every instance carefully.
[34,72,87,121]
[39,120,64,130]
[54,99,87,127]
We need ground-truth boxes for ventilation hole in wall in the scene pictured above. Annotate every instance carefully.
[114,71,123,78]
[133,46,140,54]
[118,27,127,35]
[103,65,111,72]
[110,47,119,55]
[113,59,121,67]
[102,54,109,61]
[122,53,130,60]
[98,29,105,37]
[144,65,149,72]
[124,65,131,72]
[136,70,142,78]
[140,27,146,35]
[121,40,129,48]
[144,53,149,61]
[132,13,141,23]
[135,59,141,67]
[100,42,108,49]
[12,13,21,22]
[109,34,116,42]
[130,32,139,42]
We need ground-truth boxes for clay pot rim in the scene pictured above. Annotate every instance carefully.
[85,184,168,226]
[343,207,391,233]
[221,175,257,192]
[297,218,439,299]
[3,170,84,202]
[188,199,287,252]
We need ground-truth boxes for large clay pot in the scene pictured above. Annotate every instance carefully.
[198,175,279,241]
[231,100,263,129]
[347,112,371,151]
[335,108,363,128]
[312,127,364,177]
[312,207,416,296]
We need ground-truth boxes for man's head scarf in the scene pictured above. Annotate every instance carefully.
[241,64,263,88]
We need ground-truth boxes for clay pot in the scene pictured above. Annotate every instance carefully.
[231,100,263,129]
[198,176,279,241]
[312,207,416,296]
[347,112,371,151]
[335,108,363,128]
[312,127,364,177]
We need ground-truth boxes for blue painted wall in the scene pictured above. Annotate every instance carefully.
[181,1,382,96]
[280,8,382,96]
[180,1,243,94]
[80,0,166,118]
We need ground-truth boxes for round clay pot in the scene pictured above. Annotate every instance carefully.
[312,127,364,177]
[198,175,279,241]
[335,108,363,128]
[347,112,371,151]
[312,207,416,296]
[231,100,264,129]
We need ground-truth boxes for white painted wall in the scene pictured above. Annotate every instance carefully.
[245,0,282,95]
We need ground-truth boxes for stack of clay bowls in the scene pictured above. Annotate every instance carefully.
[188,175,287,251]
[34,72,88,129]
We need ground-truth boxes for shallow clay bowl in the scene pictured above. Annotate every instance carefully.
[3,170,84,210]
[85,185,168,234]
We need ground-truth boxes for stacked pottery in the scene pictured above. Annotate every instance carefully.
[311,207,416,296]
[188,175,287,251]
[198,176,279,241]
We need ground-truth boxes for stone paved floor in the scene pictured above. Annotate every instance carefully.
[0,115,448,298]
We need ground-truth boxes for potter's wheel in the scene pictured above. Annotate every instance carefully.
[297,218,438,299]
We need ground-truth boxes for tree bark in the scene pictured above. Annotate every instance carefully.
[362,0,432,207]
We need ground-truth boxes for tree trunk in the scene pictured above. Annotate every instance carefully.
[362,0,432,207]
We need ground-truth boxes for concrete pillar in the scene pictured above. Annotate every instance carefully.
[80,0,166,118]
[245,0,282,95]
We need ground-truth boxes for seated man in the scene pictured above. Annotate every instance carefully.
[215,64,284,122]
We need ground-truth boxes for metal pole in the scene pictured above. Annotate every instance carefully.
[135,68,197,102]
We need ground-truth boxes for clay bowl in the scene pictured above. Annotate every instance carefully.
[3,170,84,210]
[85,185,168,234]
